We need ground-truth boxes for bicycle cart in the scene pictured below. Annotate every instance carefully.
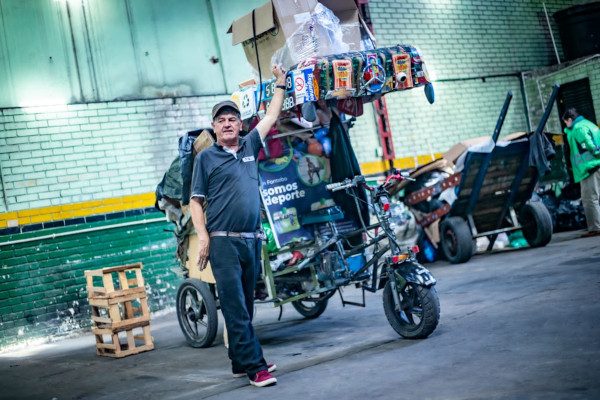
[156,43,441,348]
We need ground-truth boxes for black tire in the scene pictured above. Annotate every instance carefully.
[440,216,473,264]
[291,292,329,319]
[176,279,218,348]
[519,201,553,247]
[383,281,440,339]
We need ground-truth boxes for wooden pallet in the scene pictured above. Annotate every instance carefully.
[85,262,145,299]
[84,263,154,358]
[93,321,154,358]
[88,291,151,330]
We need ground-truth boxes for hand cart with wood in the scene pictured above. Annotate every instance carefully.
[400,85,559,264]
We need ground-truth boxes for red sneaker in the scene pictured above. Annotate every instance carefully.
[249,369,277,387]
[233,363,276,378]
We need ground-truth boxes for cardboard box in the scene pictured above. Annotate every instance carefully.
[192,129,215,157]
[442,136,491,164]
[228,0,363,79]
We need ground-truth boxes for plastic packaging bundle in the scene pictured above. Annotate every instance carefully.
[271,3,349,70]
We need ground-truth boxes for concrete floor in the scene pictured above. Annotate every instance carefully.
[1,231,599,400]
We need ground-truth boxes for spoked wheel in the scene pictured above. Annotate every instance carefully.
[176,279,218,348]
[440,216,473,264]
[291,291,333,319]
[383,281,440,339]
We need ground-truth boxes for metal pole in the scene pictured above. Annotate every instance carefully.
[543,3,561,65]
[492,91,513,143]
[520,72,533,131]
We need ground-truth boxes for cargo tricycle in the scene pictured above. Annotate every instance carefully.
[155,44,439,348]
[174,170,440,348]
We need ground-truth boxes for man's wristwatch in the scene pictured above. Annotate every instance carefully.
[276,85,286,90]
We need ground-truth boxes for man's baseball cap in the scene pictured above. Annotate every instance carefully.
[212,100,240,120]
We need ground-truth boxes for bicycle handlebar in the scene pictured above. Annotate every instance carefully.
[325,179,352,192]
[326,170,414,192]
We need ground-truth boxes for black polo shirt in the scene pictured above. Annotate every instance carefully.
[190,128,263,233]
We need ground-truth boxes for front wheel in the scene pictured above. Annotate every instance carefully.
[176,279,218,348]
[383,281,440,339]
[291,292,331,319]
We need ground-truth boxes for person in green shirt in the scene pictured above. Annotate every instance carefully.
[563,108,600,237]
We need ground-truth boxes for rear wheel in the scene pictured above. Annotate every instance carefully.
[292,292,331,319]
[176,279,218,348]
[440,216,473,264]
[519,201,553,247]
[383,281,440,339]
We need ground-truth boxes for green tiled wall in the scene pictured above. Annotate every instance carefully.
[0,214,181,350]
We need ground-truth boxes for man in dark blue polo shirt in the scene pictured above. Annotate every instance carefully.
[190,64,287,387]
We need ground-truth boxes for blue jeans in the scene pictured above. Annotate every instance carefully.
[209,236,267,376]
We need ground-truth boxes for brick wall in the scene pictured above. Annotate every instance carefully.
[0,96,228,350]
[349,0,578,164]
[0,96,227,214]
[523,56,600,134]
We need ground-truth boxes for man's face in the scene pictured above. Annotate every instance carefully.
[212,112,242,144]
[564,117,573,128]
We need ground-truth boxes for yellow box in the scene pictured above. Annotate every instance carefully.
[18,217,31,225]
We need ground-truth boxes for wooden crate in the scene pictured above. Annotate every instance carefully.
[85,262,146,299]
[88,290,151,330]
[84,263,154,357]
[93,321,154,358]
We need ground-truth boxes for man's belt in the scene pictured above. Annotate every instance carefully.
[209,231,266,240]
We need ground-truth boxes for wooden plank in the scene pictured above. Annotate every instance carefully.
[108,304,121,324]
[95,342,117,350]
[118,271,129,291]
[87,286,146,300]
[98,263,143,275]
[126,329,135,350]
[92,320,151,334]
[89,291,147,306]
[93,323,154,358]
[91,315,112,324]
[101,273,115,295]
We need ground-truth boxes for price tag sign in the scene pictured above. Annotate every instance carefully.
[260,73,295,111]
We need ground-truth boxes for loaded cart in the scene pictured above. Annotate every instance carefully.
[399,86,559,264]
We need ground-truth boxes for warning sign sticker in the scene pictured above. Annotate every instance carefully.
[293,67,317,105]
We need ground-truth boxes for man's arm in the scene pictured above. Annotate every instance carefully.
[582,126,600,157]
[255,64,287,141]
[190,197,210,271]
